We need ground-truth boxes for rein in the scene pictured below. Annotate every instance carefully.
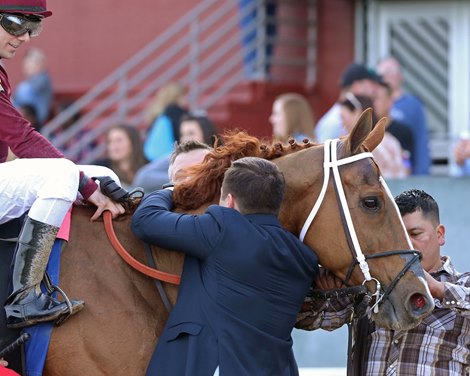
[299,139,421,313]
[102,211,180,285]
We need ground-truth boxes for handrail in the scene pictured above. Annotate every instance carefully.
[42,0,317,164]
[42,0,219,139]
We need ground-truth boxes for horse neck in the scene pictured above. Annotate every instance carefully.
[276,145,325,236]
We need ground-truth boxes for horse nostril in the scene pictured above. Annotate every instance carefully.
[410,293,427,309]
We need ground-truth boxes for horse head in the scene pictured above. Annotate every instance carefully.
[174,119,433,330]
[276,108,434,330]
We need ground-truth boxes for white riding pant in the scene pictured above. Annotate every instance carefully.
[0,159,120,226]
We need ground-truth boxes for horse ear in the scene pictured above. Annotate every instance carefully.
[363,117,386,152]
[345,108,373,154]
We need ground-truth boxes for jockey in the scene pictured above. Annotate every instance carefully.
[0,0,125,329]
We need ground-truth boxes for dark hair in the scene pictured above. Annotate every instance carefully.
[221,157,285,215]
[106,124,148,184]
[164,104,188,143]
[180,114,218,146]
[394,189,440,224]
[169,140,212,166]
[340,63,381,88]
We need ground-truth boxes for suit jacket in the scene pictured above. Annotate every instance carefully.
[132,189,319,376]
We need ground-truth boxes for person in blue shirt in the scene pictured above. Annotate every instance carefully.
[376,57,431,175]
[13,47,52,127]
[315,62,381,143]
[132,157,319,375]
[143,82,188,161]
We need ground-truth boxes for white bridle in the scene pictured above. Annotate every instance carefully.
[299,139,383,310]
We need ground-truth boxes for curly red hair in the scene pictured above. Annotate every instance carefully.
[173,130,314,211]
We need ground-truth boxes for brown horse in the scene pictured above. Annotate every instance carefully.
[43,109,433,375]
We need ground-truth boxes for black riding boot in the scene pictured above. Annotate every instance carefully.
[4,217,84,329]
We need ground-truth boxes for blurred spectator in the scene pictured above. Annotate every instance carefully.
[315,62,381,143]
[134,114,218,193]
[238,0,277,79]
[143,82,189,161]
[179,113,218,146]
[269,93,315,142]
[450,136,470,176]
[340,93,409,178]
[13,47,53,127]
[94,124,148,189]
[374,81,415,172]
[376,56,431,175]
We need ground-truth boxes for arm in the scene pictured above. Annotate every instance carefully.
[295,268,355,331]
[0,70,123,220]
[426,270,470,315]
[131,189,222,259]
[77,171,125,220]
[0,85,62,159]
[453,139,470,165]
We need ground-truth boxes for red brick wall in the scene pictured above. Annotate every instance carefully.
[3,0,356,134]
[4,0,200,92]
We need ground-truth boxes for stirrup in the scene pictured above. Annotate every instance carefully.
[92,176,144,203]
[42,273,74,326]
[4,286,84,329]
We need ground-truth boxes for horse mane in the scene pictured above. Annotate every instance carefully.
[173,130,315,211]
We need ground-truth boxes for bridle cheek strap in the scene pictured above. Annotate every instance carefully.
[299,139,374,282]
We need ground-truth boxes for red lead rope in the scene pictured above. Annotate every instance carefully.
[103,211,181,285]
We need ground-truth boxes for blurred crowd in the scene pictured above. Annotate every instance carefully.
[15,48,470,192]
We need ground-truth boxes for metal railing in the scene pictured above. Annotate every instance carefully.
[41,0,317,164]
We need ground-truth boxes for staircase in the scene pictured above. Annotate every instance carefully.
[41,0,317,164]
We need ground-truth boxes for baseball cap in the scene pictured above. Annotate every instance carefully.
[340,63,380,88]
[0,0,52,18]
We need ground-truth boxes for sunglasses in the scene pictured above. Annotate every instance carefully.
[345,92,363,111]
[0,13,42,37]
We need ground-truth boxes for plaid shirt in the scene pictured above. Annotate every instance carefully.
[296,257,470,375]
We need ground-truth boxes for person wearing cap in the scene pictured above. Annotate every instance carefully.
[0,0,126,329]
[315,62,381,143]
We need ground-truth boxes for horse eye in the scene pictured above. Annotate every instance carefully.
[362,197,379,210]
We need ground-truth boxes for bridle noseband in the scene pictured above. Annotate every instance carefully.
[300,139,422,313]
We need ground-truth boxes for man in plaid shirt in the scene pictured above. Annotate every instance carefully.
[296,189,470,375]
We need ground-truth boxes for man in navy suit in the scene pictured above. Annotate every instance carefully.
[132,157,319,375]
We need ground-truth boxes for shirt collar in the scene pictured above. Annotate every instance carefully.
[244,213,281,227]
[431,256,456,276]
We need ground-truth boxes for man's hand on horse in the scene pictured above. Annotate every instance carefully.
[87,189,126,221]
[423,270,445,300]
[315,267,344,290]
